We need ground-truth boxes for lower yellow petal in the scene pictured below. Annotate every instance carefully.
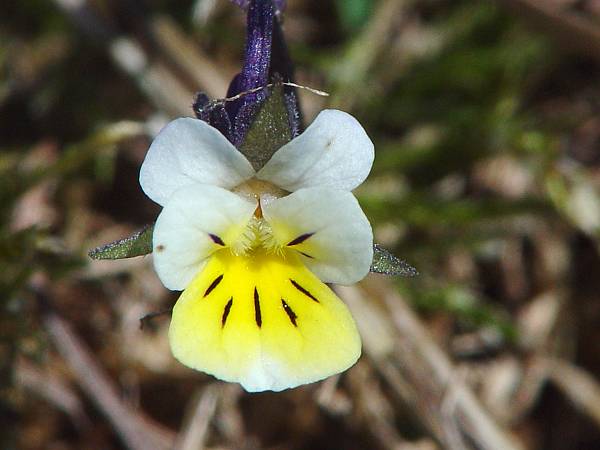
[168,249,361,392]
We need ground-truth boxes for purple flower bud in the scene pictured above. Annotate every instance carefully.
[196,0,301,146]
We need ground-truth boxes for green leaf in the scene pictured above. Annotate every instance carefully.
[239,82,293,171]
[88,224,154,260]
[370,244,418,277]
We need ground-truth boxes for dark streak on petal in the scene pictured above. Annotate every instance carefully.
[254,287,262,327]
[298,251,314,259]
[204,274,224,297]
[209,234,226,246]
[281,299,297,326]
[290,279,319,303]
[286,232,314,246]
[221,298,233,327]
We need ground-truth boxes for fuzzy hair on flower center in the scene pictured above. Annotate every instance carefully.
[231,216,280,256]
[228,178,291,256]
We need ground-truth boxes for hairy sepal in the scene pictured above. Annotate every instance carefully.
[88,225,153,260]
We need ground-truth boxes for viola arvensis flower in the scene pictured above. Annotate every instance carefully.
[140,109,374,392]
[84,0,414,392]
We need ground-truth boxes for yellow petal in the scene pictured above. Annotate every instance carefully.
[169,249,361,392]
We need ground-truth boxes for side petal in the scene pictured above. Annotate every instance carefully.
[262,188,373,285]
[140,118,255,206]
[169,249,361,392]
[256,110,374,192]
[153,184,257,291]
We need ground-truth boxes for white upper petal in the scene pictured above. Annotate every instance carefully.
[256,110,374,192]
[153,184,257,291]
[262,187,373,284]
[140,118,255,206]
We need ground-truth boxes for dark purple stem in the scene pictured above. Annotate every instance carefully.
[230,0,286,14]
[195,0,301,145]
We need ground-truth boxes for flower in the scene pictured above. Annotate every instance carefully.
[139,109,374,391]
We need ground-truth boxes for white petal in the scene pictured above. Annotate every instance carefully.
[262,188,373,284]
[257,110,374,192]
[140,118,255,206]
[153,184,257,290]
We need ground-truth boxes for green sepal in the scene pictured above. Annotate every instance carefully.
[239,82,293,171]
[88,224,154,260]
[370,244,418,277]
[88,228,417,279]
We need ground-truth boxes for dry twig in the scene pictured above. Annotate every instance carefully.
[43,309,175,450]
[15,358,91,430]
[340,279,524,450]
[545,357,600,429]
[174,385,220,450]
[151,16,230,99]
[499,0,600,61]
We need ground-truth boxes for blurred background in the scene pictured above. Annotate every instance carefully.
[2,0,600,449]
